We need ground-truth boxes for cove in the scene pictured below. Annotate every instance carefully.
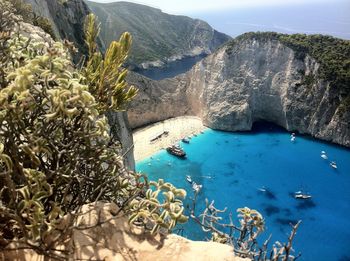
[136,122,350,261]
[133,53,207,80]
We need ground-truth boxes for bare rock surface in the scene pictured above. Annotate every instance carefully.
[1,203,247,261]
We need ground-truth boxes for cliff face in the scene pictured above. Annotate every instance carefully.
[86,1,231,69]
[186,37,349,146]
[126,72,191,129]
[24,0,91,62]
[128,35,350,147]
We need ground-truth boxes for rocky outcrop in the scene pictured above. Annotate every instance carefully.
[126,72,192,128]
[128,35,350,147]
[106,111,135,171]
[24,0,92,62]
[86,1,231,69]
[2,202,247,261]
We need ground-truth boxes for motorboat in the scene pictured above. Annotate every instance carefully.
[330,161,337,169]
[192,182,202,193]
[321,154,328,160]
[186,175,192,184]
[258,186,267,192]
[321,151,328,159]
[182,138,190,144]
[295,194,312,199]
[294,191,312,199]
[166,145,186,158]
[290,133,296,142]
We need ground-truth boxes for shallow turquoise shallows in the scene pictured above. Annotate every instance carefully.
[136,122,350,261]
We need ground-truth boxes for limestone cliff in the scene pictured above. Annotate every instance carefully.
[24,0,93,63]
[126,72,191,128]
[128,33,350,147]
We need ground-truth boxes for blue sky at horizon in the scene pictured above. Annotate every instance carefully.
[88,0,350,39]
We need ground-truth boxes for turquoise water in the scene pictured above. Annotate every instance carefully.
[136,123,350,261]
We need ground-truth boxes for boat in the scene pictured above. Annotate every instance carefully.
[330,161,337,169]
[166,145,186,158]
[321,151,328,159]
[186,175,192,184]
[182,138,190,144]
[321,154,328,160]
[294,191,312,199]
[295,194,312,199]
[290,133,296,142]
[258,187,267,192]
[192,182,202,193]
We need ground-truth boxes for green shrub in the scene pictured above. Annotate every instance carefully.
[0,4,186,258]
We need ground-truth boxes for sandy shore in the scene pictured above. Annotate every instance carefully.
[133,116,206,161]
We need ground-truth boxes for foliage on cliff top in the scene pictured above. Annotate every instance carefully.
[227,32,350,99]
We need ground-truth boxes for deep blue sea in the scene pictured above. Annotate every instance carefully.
[136,123,350,261]
[133,54,207,80]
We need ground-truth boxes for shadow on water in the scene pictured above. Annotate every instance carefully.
[263,204,281,216]
[339,255,350,261]
[295,199,316,210]
[275,218,299,226]
[258,189,277,200]
[228,180,239,187]
[282,208,292,216]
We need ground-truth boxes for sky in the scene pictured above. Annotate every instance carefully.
[89,0,350,39]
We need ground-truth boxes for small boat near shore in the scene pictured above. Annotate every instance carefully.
[166,145,186,158]
[186,175,192,183]
[290,133,296,142]
[182,138,190,144]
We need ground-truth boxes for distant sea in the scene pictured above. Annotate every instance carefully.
[136,122,350,261]
[190,1,350,40]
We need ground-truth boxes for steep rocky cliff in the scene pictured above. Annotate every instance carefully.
[86,1,231,69]
[128,33,350,147]
[24,0,91,63]
[126,72,191,128]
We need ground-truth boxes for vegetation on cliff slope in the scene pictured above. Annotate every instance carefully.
[86,0,231,67]
[9,0,56,39]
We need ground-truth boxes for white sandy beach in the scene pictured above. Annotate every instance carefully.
[133,116,206,161]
